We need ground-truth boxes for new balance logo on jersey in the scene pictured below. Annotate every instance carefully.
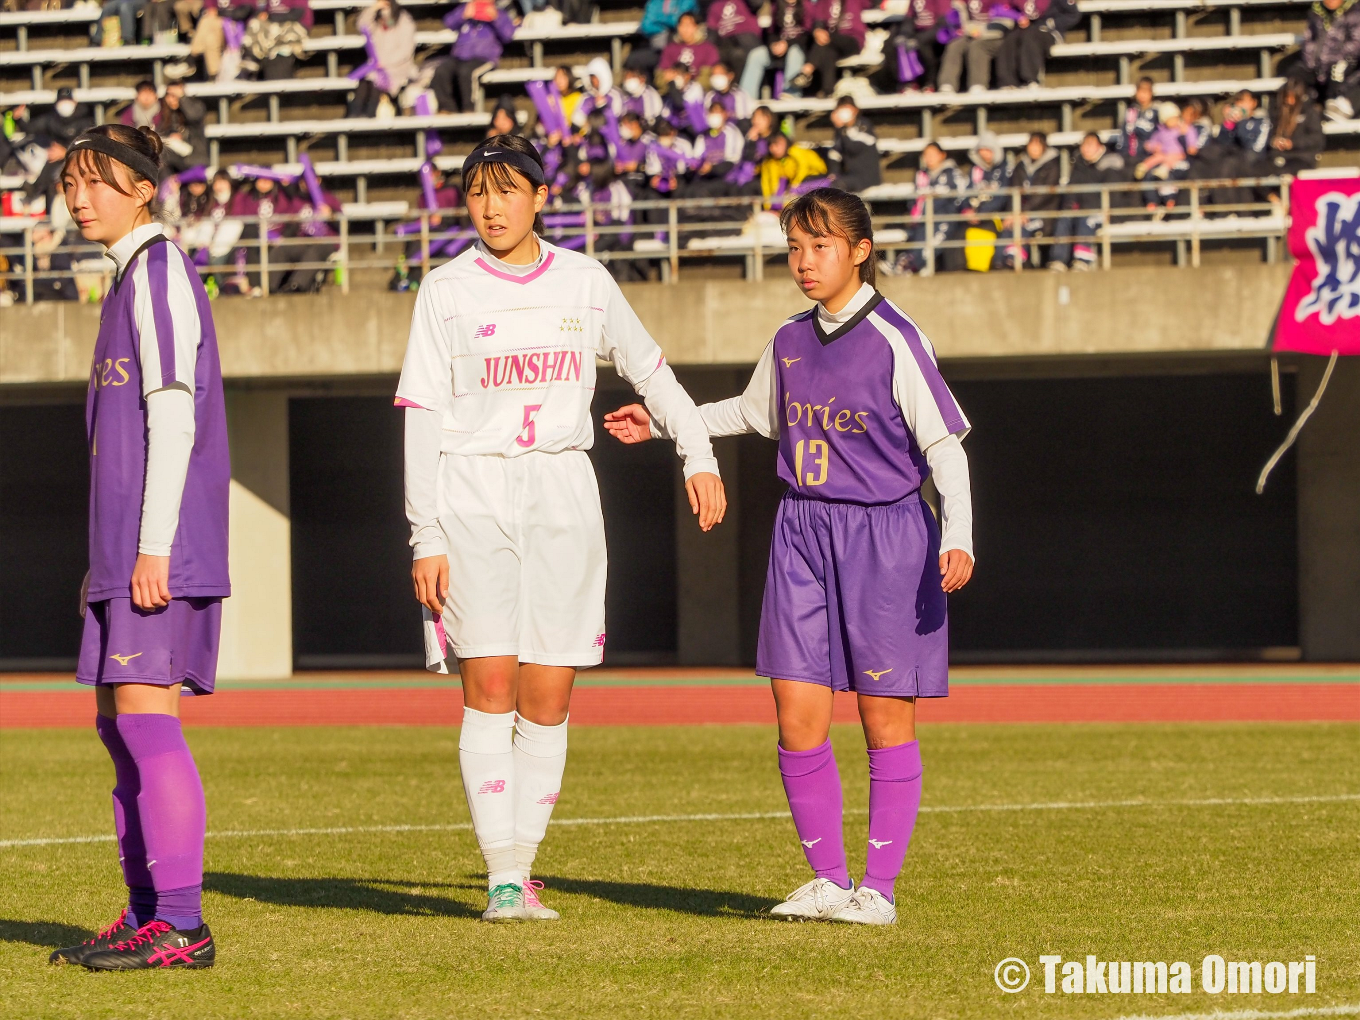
[801,838,822,848]
[480,350,583,389]
[537,793,559,805]
[868,839,893,849]
[473,323,498,339]
[477,780,506,794]
[109,652,143,666]
[863,668,893,682]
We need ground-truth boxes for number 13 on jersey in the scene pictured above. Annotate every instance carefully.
[794,439,829,486]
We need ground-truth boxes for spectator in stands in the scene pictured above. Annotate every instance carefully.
[29,224,80,302]
[994,0,1080,90]
[433,0,517,112]
[882,0,950,93]
[705,62,755,121]
[574,58,622,129]
[708,0,762,79]
[897,140,965,272]
[144,0,180,43]
[937,0,1004,93]
[488,96,520,137]
[1118,76,1159,162]
[228,174,294,295]
[614,111,650,193]
[1003,131,1060,266]
[660,13,722,75]
[620,66,665,122]
[1266,77,1326,176]
[640,0,698,54]
[157,80,210,173]
[23,89,94,149]
[1049,130,1126,271]
[1302,0,1360,121]
[95,0,150,46]
[825,95,880,193]
[576,162,641,279]
[23,141,69,219]
[796,0,868,97]
[347,0,417,118]
[1133,101,1197,209]
[759,130,828,203]
[553,66,585,128]
[660,62,707,134]
[687,98,745,197]
[241,0,314,80]
[963,128,1010,227]
[741,0,808,98]
[120,80,162,131]
[173,0,205,40]
[644,119,693,195]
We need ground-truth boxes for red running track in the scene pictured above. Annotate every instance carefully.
[2,683,1357,728]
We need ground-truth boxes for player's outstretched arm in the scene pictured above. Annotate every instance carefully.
[603,404,727,529]
[603,403,653,443]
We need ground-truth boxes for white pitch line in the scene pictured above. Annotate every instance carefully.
[2,793,1356,850]
[1109,1002,1360,1020]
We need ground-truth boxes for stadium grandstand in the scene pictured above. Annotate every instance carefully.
[2,0,1356,675]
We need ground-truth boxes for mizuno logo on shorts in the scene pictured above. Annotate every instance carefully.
[109,652,143,666]
[474,323,497,338]
[478,780,506,794]
[863,668,893,682]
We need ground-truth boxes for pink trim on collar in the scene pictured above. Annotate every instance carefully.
[474,249,555,284]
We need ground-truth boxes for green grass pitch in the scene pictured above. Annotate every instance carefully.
[2,722,1357,1019]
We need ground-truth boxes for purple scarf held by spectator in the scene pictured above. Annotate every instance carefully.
[348,28,391,94]
[526,80,569,137]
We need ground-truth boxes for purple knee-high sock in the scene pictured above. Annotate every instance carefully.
[861,740,924,902]
[778,740,851,888]
[115,714,206,931]
[95,715,157,928]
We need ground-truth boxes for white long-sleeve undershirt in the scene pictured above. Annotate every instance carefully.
[139,389,197,556]
[404,405,446,560]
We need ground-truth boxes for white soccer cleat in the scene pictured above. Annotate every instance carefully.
[830,886,898,925]
[521,880,560,921]
[481,882,525,922]
[770,878,856,921]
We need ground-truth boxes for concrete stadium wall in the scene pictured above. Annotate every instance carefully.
[1,264,1291,384]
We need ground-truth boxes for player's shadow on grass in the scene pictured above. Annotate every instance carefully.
[0,919,91,949]
[536,876,775,918]
[204,872,482,918]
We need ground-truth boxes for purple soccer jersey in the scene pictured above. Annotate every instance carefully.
[753,290,969,695]
[85,235,231,602]
[772,293,967,505]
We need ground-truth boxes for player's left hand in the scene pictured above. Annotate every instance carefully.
[686,472,727,531]
[603,403,653,444]
[939,549,974,593]
[130,554,172,610]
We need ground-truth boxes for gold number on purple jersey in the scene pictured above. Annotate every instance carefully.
[794,439,829,486]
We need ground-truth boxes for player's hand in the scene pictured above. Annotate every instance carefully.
[130,555,171,610]
[79,570,90,619]
[603,403,653,444]
[412,554,449,615]
[939,549,974,593]
[686,472,727,532]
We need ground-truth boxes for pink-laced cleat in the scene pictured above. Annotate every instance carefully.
[49,908,139,965]
[521,879,560,921]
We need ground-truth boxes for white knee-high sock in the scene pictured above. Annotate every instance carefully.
[512,714,568,882]
[458,707,518,890]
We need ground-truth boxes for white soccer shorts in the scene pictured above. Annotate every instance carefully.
[425,449,607,670]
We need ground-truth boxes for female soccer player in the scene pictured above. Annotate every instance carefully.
[604,188,974,925]
[398,134,725,922]
[49,125,229,968]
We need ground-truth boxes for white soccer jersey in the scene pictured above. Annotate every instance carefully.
[396,238,718,477]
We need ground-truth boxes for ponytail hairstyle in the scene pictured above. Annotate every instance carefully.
[63,124,164,214]
[462,132,548,234]
[778,186,876,288]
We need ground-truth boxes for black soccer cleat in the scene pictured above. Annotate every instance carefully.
[80,919,215,970]
[49,909,139,966]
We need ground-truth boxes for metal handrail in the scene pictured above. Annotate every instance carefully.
[0,176,1293,303]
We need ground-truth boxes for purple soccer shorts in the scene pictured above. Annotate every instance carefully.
[756,492,949,697]
[76,597,224,695]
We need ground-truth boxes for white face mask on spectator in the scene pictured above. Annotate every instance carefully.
[710,73,730,92]
[623,77,645,96]
[213,186,232,202]
[56,100,77,118]
[706,111,725,131]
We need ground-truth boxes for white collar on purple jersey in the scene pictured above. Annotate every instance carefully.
[817,281,876,331]
[104,221,165,278]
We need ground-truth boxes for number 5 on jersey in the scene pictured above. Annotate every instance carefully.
[517,404,543,448]
[794,439,829,486]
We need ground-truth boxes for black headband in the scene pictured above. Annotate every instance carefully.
[66,132,160,185]
[461,142,546,188]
